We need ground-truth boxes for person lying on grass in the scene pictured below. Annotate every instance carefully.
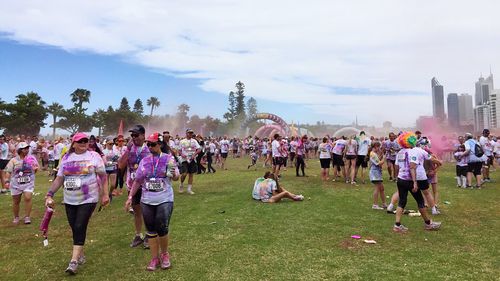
[252,171,304,203]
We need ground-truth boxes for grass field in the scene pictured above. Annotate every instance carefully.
[1,157,499,281]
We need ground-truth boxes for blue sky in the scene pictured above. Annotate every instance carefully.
[1,1,499,134]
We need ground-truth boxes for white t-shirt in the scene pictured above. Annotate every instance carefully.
[332,139,346,155]
[54,142,65,160]
[357,138,371,156]
[318,143,332,159]
[179,138,201,162]
[454,151,468,166]
[345,140,358,156]
[219,139,230,153]
[271,140,281,157]
[479,136,493,156]
[396,148,430,181]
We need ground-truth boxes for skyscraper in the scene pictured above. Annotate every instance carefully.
[431,77,445,120]
[475,74,494,106]
[458,94,474,126]
[447,93,459,128]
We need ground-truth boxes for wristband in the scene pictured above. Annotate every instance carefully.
[128,196,133,200]
[46,190,55,197]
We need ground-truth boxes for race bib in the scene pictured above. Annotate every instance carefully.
[105,162,117,172]
[145,178,164,192]
[64,177,82,191]
[17,176,31,185]
[397,153,406,162]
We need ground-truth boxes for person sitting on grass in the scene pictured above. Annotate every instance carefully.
[252,171,304,203]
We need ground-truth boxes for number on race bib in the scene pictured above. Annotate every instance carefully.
[17,176,31,185]
[145,178,165,192]
[64,177,82,191]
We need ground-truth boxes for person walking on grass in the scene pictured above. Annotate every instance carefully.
[295,135,308,177]
[345,135,358,185]
[4,142,39,224]
[463,133,484,188]
[118,125,152,249]
[392,132,441,233]
[125,132,179,271]
[355,131,371,184]
[368,141,386,210]
[45,132,109,275]
[178,128,200,194]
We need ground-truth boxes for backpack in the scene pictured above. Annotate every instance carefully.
[474,142,484,158]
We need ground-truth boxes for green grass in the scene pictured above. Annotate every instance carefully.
[1,157,499,280]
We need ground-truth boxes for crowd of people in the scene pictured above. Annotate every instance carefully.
[0,126,498,275]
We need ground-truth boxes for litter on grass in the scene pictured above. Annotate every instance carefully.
[364,239,377,244]
[351,235,361,239]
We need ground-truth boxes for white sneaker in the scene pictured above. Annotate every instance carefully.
[187,189,195,195]
[431,207,441,215]
[386,204,394,212]
[294,194,304,201]
[372,205,384,210]
[424,221,441,231]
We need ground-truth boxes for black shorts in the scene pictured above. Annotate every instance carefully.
[456,165,468,177]
[181,161,198,174]
[356,155,368,168]
[468,161,482,176]
[486,156,494,166]
[345,154,356,160]
[332,154,344,166]
[387,159,395,165]
[129,189,143,206]
[0,159,9,170]
[320,158,331,169]
[232,149,238,154]
[221,152,228,159]
[273,157,284,166]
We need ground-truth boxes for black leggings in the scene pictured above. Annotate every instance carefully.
[207,153,216,173]
[296,155,305,176]
[116,168,125,189]
[65,203,97,246]
[397,179,426,209]
[141,202,174,237]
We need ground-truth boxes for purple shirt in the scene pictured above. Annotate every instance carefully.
[135,153,178,205]
[125,144,152,189]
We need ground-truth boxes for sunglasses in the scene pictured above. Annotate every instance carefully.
[131,133,140,138]
[76,138,89,144]
[147,142,158,147]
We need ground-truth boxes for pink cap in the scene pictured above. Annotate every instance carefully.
[72,132,89,142]
[146,132,161,142]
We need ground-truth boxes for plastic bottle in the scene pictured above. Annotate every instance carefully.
[39,207,54,236]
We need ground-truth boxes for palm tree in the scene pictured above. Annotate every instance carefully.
[146,97,160,117]
[47,102,64,140]
[70,88,91,110]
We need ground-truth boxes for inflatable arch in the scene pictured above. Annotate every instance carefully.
[241,113,291,136]
[254,124,286,139]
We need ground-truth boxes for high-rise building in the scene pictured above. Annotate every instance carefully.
[475,74,494,106]
[447,93,459,128]
[474,104,490,131]
[490,89,500,128]
[458,94,474,126]
[431,77,445,120]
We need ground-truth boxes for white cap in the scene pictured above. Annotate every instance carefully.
[16,142,29,150]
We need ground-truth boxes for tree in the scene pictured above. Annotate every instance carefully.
[118,97,131,112]
[234,81,246,123]
[133,99,144,116]
[246,97,258,118]
[92,108,106,137]
[0,92,47,135]
[70,88,91,110]
[224,91,236,122]
[146,97,160,117]
[57,90,93,134]
[176,103,190,132]
[47,102,64,140]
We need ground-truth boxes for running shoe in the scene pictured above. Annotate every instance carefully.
[424,221,441,231]
[431,207,441,215]
[24,217,31,224]
[393,224,408,233]
[128,207,134,214]
[160,252,171,269]
[143,236,150,249]
[77,255,86,265]
[146,257,159,271]
[372,205,384,210]
[187,189,195,195]
[65,261,78,275]
[293,195,304,201]
[12,217,19,225]
[130,235,144,248]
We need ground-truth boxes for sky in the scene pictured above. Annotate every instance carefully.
[1,0,499,134]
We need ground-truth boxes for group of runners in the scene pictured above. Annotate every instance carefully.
[0,126,498,274]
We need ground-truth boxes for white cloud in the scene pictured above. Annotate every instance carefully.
[1,0,499,126]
